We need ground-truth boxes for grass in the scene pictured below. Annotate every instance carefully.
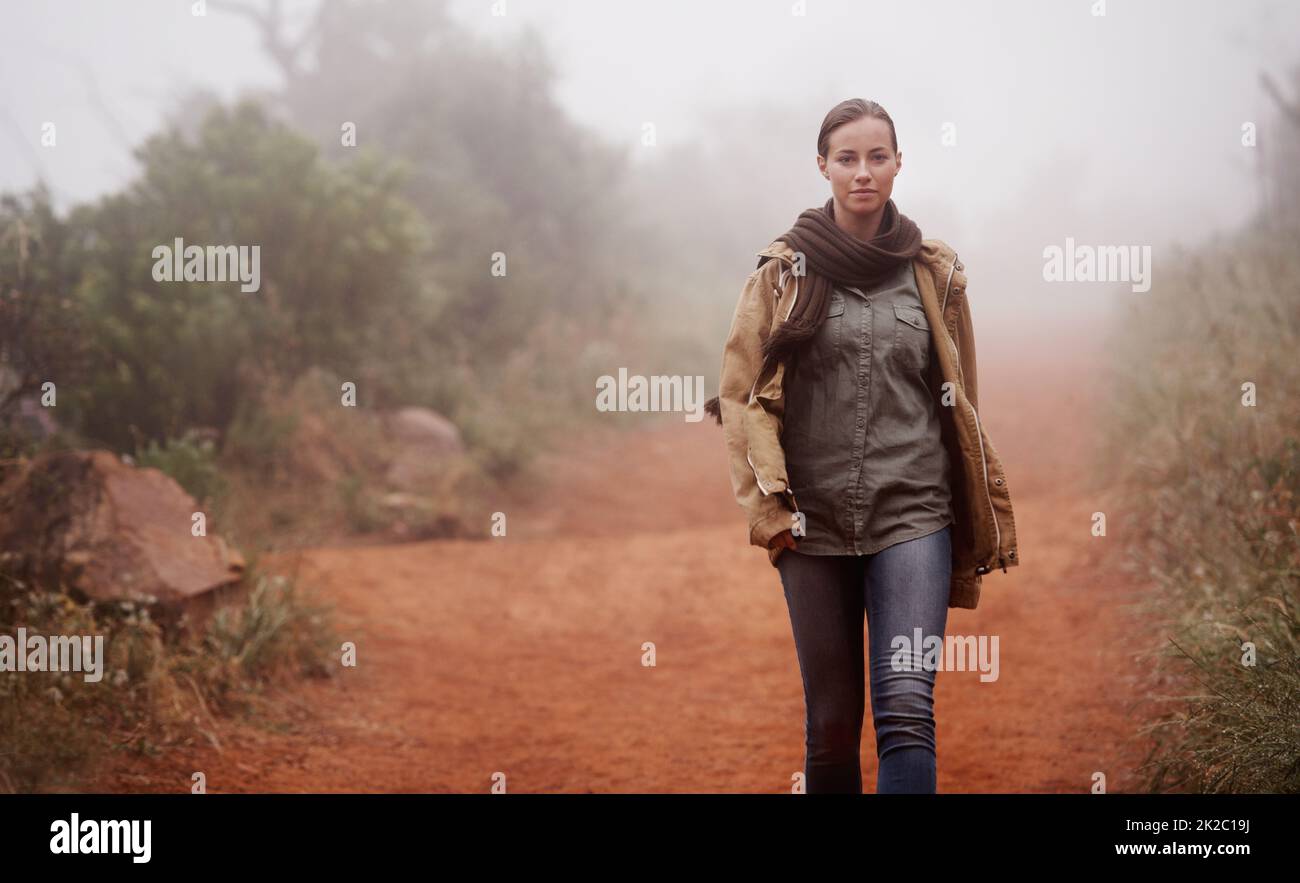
[1098,221,1300,793]
[0,564,338,793]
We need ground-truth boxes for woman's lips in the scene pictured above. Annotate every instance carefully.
[851,190,877,196]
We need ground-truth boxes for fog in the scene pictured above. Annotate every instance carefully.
[3,0,1298,334]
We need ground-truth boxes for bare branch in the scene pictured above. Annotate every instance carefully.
[1259,72,1300,128]
[209,0,312,84]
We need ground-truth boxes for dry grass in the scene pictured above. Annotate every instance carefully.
[0,565,337,793]
[1098,221,1300,792]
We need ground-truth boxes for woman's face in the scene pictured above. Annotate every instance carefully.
[818,116,901,217]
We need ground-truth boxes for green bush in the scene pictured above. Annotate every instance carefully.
[43,99,429,456]
[133,430,227,505]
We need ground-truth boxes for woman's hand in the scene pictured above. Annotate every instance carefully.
[767,529,798,552]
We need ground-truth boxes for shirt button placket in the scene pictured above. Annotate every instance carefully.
[851,299,870,555]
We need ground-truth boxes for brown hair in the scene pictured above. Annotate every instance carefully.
[817,98,898,158]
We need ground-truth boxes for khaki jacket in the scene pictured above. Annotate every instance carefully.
[716,238,1019,609]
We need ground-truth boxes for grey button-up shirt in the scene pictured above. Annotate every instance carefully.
[780,259,953,555]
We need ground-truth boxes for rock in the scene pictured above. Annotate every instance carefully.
[381,407,464,489]
[0,450,245,608]
[384,407,463,451]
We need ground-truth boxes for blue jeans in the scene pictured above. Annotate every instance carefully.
[776,525,952,794]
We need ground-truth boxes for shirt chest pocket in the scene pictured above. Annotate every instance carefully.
[806,292,845,363]
[891,303,930,372]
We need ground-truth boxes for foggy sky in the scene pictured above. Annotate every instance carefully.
[3,0,1298,329]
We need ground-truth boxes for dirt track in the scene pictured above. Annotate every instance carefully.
[96,314,1160,793]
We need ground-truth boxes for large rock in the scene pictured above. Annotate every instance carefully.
[0,450,245,607]
[384,406,463,451]
[381,406,465,489]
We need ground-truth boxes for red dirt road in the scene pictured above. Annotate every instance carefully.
[97,314,1159,793]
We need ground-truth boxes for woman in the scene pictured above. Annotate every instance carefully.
[703,98,1020,794]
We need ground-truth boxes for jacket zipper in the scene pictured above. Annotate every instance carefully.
[940,255,1002,569]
